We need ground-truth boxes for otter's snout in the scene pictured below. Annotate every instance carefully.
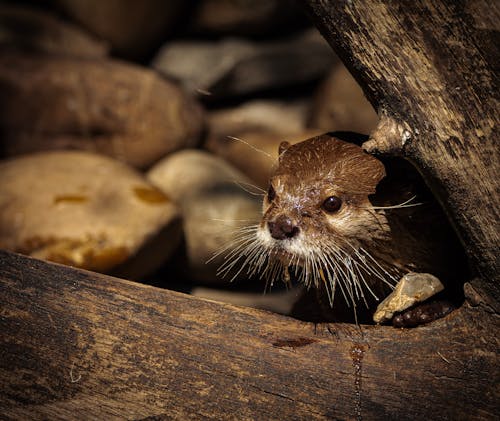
[268,215,299,240]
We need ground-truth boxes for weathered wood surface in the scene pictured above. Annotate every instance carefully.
[302,0,500,306]
[0,250,498,420]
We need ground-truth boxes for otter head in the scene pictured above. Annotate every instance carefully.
[216,134,397,306]
[254,134,394,301]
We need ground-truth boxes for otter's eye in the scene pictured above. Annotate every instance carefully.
[322,196,342,213]
[267,184,276,201]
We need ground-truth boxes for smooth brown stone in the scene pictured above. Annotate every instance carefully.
[205,129,323,188]
[0,4,109,57]
[53,0,188,59]
[147,150,262,284]
[191,0,305,36]
[0,151,181,278]
[152,29,336,99]
[308,64,379,134]
[208,99,311,137]
[0,52,204,169]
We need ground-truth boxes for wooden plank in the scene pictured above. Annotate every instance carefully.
[0,250,498,420]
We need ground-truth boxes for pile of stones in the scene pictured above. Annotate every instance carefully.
[0,0,377,313]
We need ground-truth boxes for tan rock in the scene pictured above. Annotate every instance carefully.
[208,99,310,137]
[147,150,262,283]
[192,286,303,315]
[309,64,379,134]
[0,52,204,169]
[0,4,109,57]
[0,151,181,278]
[373,272,445,324]
[191,0,304,36]
[205,129,323,189]
[152,29,336,99]
[53,0,188,59]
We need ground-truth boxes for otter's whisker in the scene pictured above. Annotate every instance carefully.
[222,237,259,263]
[323,244,352,283]
[227,135,274,160]
[357,246,398,287]
[321,245,351,306]
[210,218,261,224]
[216,235,259,275]
[331,260,353,307]
[345,257,361,301]
[312,255,322,290]
[223,241,263,282]
[207,235,252,264]
[352,259,378,302]
[350,260,373,307]
[340,239,397,287]
[363,195,423,210]
[231,179,266,196]
[318,255,336,306]
[323,260,339,305]
[208,228,258,264]
[342,256,357,306]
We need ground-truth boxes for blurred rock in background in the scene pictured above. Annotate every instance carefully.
[152,29,337,100]
[0,0,376,314]
[205,129,323,189]
[0,52,204,168]
[0,4,109,57]
[309,64,378,134]
[0,151,181,279]
[190,0,306,37]
[51,0,191,60]
[147,149,262,284]
[207,99,310,136]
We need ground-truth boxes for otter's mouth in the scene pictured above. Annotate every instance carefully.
[268,248,305,268]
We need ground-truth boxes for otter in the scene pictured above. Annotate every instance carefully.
[218,133,467,325]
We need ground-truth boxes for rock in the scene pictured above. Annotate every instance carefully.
[205,99,320,187]
[192,286,303,315]
[308,64,379,134]
[208,99,310,136]
[190,0,305,36]
[152,29,336,99]
[373,272,445,324]
[0,151,181,278]
[205,129,323,188]
[0,52,204,169]
[52,0,189,59]
[147,150,262,283]
[0,4,109,57]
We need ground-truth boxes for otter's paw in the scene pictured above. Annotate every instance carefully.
[392,300,454,327]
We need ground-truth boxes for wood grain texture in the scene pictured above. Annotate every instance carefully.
[0,250,498,420]
[302,0,500,306]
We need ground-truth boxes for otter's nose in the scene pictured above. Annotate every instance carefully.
[268,215,300,240]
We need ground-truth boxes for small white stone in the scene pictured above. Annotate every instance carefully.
[373,272,444,323]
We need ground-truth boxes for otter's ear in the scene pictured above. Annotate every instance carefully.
[351,150,387,195]
[278,141,291,158]
[369,158,386,193]
[333,140,387,194]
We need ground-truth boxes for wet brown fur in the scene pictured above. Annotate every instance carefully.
[260,135,466,319]
[219,134,467,323]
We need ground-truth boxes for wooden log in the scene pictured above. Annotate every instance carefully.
[301,0,500,307]
[0,250,498,419]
